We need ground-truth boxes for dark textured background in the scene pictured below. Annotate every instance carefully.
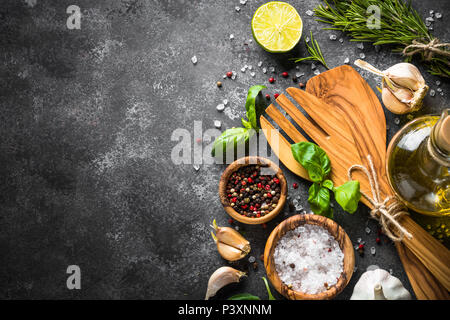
[0,0,448,300]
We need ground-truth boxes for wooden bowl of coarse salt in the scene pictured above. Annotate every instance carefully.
[264,214,354,300]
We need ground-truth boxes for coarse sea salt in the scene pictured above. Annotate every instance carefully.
[273,224,344,294]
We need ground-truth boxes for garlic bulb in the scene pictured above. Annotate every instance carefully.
[211,219,251,261]
[354,59,429,114]
[205,266,246,300]
[350,268,412,300]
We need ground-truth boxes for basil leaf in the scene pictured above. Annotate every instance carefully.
[308,182,332,218]
[211,127,254,157]
[323,179,334,190]
[228,293,261,300]
[291,142,331,182]
[334,180,361,214]
[245,85,267,131]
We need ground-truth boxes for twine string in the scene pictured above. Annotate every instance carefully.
[402,39,450,62]
[348,155,413,242]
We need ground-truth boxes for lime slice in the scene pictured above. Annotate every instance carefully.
[252,2,303,53]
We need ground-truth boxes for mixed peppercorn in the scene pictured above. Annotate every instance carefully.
[226,165,281,218]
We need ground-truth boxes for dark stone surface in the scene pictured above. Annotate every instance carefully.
[0,0,448,299]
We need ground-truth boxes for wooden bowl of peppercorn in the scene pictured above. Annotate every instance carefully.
[219,156,287,225]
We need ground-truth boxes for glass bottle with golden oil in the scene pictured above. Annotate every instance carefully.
[387,109,450,246]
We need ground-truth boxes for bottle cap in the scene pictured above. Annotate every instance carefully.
[435,109,450,154]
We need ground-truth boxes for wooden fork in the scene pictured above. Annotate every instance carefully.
[260,87,450,299]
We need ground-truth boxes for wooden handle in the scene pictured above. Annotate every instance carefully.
[395,242,450,300]
[399,215,450,291]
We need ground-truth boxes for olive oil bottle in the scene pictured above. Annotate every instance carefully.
[387,109,450,245]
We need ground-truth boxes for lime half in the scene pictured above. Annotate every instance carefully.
[251,2,303,53]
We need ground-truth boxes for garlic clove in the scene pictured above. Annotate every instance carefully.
[354,60,428,114]
[211,219,251,261]
[205,266,246,300]
[381,85,411,114]
[385,63,425,91]
[215,227,251,254]
[216,241,247,261]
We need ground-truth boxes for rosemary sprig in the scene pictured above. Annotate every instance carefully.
[314,0,450,78]
[294,31,330,69]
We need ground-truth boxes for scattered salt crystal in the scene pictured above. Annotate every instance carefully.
[339,38,344,43]
[216,103,225,112]
[440,91,444,96]
[296,65,300,70]
[314,69,321,75]
[430,89,436,97]
[250,72,256,77]
[214,120,222,128]
[370,247,376,255]
[429,10,434,15]
[394,118,400,125]
[426,21,432,27]
[235,6,240,12]
[295,72,304,78]
[306,10,314,16]
[235,225,240,231]
[241,67,246,73]
[329,34,337,41]
[273,224,344,294]
[223,74,227,79]
[359,53,366,59]
[248,65,253,70]
[357,42,364,50]
[193,164,200,171]
[389,269,393,275]
[435,12,442,19]
[248,256,255,263]
[437,87,443,93]
[344,57,350,64]
[436,80,441,86]
[223,99,228,105]
[365,227,371,234]
[229,34,234,40]
[262,67,267,74]
[231,71,237,80]
[240,0,247,5]
[191,56,198,64]
[426,17,435,22]
[269,66,275,73]
[258,61,263,67]
[311,63,316,70]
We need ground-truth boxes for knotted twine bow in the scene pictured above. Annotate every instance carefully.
[348,155,413,242]
[403,38,450,62]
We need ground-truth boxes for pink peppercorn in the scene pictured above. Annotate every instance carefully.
[268,77,275,83]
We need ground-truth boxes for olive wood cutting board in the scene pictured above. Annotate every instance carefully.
[260,65,449,299]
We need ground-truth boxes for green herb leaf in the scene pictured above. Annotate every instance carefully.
[291,142,331,182]
[294,31,329,69]
[241,118,252,129]
[334,180,361,214]
[323,179,334,190]
[262,277,276,300]
[245,85,267,131]
[228,293,261,300]
[211,127,255,157]
[308,182,332,218]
